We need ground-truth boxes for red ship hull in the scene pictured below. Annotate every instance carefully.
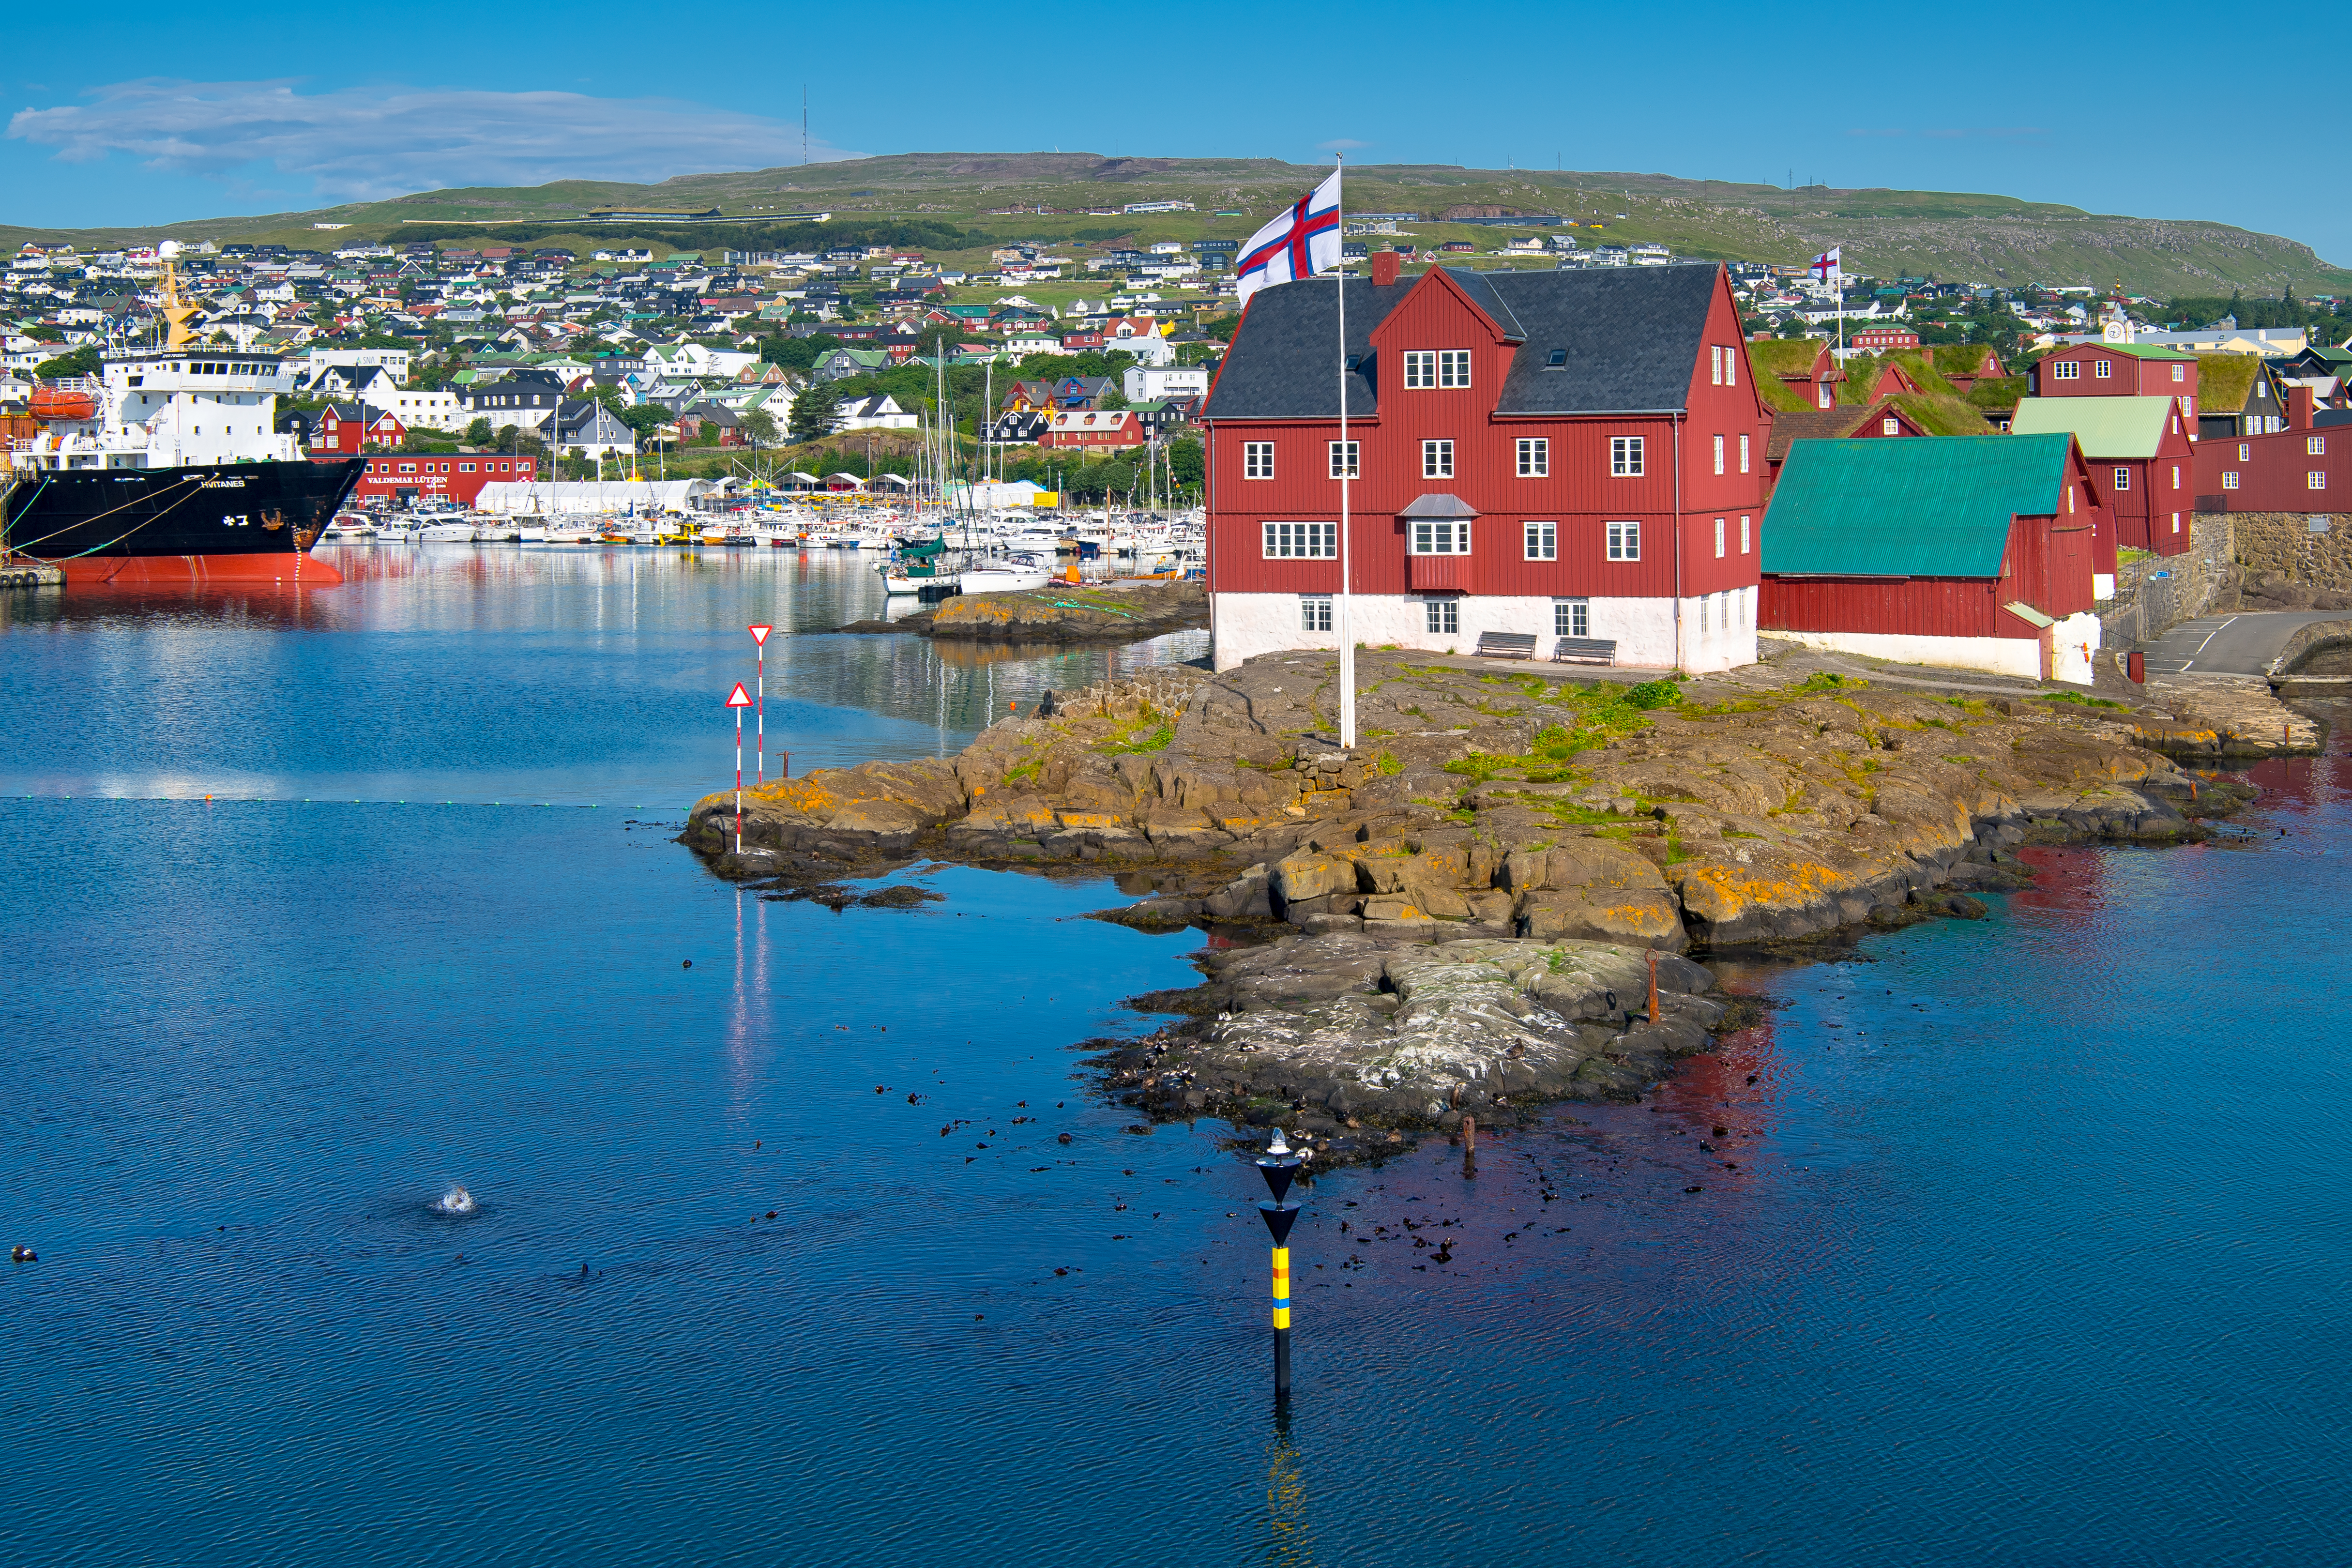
[53,551,345,587]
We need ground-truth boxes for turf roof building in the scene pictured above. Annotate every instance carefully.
[1759,434,2106,685]
[1201,259,1766,671]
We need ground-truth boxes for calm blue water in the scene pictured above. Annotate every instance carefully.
[3,548,2347,1566]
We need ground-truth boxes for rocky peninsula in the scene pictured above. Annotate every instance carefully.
[685,644,2265,1161]
[836,579,1208,643]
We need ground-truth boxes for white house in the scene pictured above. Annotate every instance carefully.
[1123,363,1211,404]
[838,393,917,432]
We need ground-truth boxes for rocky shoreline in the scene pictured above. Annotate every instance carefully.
[835,579,1208,643]
[683,645,2267,1161]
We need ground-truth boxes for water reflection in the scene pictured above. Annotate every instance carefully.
[0,545,1205,803]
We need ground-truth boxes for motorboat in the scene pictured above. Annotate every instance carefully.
[959,553,1053,593]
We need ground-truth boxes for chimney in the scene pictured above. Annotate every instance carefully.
[2290,382,2315,430]
[1371,250,1400,288]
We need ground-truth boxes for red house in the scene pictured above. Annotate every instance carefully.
[1760,433,2106,684]
[311,403,405,454]
[2194,386,2343,509]
[1040,409,1144,450]
[1851,325,1920,351]
[321,452,540,506]
[1202,258,1766,670]
[2031,341,2198,425]
[2009,396,2197,559]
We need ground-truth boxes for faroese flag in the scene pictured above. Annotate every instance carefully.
[1235,168,1342,309]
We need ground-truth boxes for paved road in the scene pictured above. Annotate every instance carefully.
[2141,611,2345,675]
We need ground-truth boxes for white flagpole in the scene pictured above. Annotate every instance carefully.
[1835,252,1845,357]
[1335,155,1355,752]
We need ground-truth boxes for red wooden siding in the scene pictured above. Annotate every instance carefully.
[2033,343,2197,402]
[1760,512,2088,639]
[2192,424,2343,511]
[1207,264,1766,604]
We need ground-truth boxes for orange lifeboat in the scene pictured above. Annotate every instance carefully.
[30,383,98,421]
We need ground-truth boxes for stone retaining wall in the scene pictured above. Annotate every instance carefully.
[2103,511,2233,648]
[2230,510,2352,594]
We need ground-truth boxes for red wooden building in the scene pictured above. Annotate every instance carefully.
[310,402,404,454]
[320,452,540,507]
[1200,257,1767,670]
[1040,409,1145,450]
[2193,386,2342,509]
[1760,433,2107,684]
[1850,325,1919,351]
[2030,340,2198,420]
[2009,396,2196,560]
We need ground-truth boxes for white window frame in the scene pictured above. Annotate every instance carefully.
[2309,436,2326,457]
[1424,596,1459,635]
[1401,350,1436,389]
[2113,466,2130,491]
[2171,512,2181,533]
[1606,520,1640,561]
[1713,517,1726,558]
[1243,441,1275,480]
[1437,349,1472,389]
[2171,363,2186,382]
[1554,598,1589,638]
[1261,520,1336,559]
[1713,434,1725,474]
[1328,440,1360,479]
[2052,360,2081,381]
[2094,358,2113,380]
[2239,443,2251,461]
[1738,433,1750,474]
[1740,514,1751,554]
[1710,345,1724,386]
[1300,594,1333,632]
[2309,472,2329,490]
[1723,345,1736,387]
[1421,439,1454,479]
[1516,437,1548,477]
[1610,436,1644,476]
[1882,416,1899,436]
[2222,472,2240,490]
[1524,520,1556,561]
[1409,518,1472,556]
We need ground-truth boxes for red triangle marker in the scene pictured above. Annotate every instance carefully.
[749,624,772,646]
[725,683,753,708]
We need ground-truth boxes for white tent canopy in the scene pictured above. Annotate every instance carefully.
[473,479,717,514]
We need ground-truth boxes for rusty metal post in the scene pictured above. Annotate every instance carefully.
[1647,949,1660,1026]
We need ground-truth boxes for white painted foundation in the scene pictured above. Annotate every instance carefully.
[1210,590,1760,673]
[1763,616,2104,686]
[2049,610,2102,686]
[2094,573,2116,601]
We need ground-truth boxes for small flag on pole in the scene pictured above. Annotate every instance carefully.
[1235,169,1343,310]
[1808,246,1842,284]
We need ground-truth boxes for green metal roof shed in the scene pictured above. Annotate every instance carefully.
[1762,433,2076,578]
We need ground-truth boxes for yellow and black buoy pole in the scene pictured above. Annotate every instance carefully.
[1257,1130,1305,1400]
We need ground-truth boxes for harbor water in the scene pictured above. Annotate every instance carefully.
[3,546,2346,1566]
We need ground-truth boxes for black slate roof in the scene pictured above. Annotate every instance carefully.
[1204,263,1721,420]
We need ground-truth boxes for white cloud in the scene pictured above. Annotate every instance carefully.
[7,78,860,201]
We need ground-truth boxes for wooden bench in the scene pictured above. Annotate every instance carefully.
[1475,631,1540,660]
[1550,637,1619,666]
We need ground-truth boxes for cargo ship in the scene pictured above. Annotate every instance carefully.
[2,256,363,585]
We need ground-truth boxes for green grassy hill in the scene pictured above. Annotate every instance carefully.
[5,152,2345,296]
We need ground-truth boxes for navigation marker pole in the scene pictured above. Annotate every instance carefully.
[749,624,773,790]
[726,682,753,853]
[1258,1130,1305,1400]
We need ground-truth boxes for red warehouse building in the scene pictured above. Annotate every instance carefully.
[1201,259,1767,670]
[318,452,540,506]
[2194,387,2343,508]
[1040,409,1145,450]
[2009,396,2195,563]
[1761,434,2107,685]
[2030,340,2198,425]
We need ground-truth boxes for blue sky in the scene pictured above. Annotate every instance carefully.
[7,0,2341,273]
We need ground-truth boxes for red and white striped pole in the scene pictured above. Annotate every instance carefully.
[725,682,752,853]
[749,624,772,789]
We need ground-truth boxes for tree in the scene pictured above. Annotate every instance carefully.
[1166,436,1205,489]
[33,345,102,379]
[788,380,843,445]
[463,416,493,446]
[742,408,778,448]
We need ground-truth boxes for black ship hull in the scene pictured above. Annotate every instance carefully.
[4,458,364,584]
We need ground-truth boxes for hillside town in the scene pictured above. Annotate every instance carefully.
[4,216,2350,681]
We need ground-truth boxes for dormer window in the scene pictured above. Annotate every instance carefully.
[1545,350,1566,368]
